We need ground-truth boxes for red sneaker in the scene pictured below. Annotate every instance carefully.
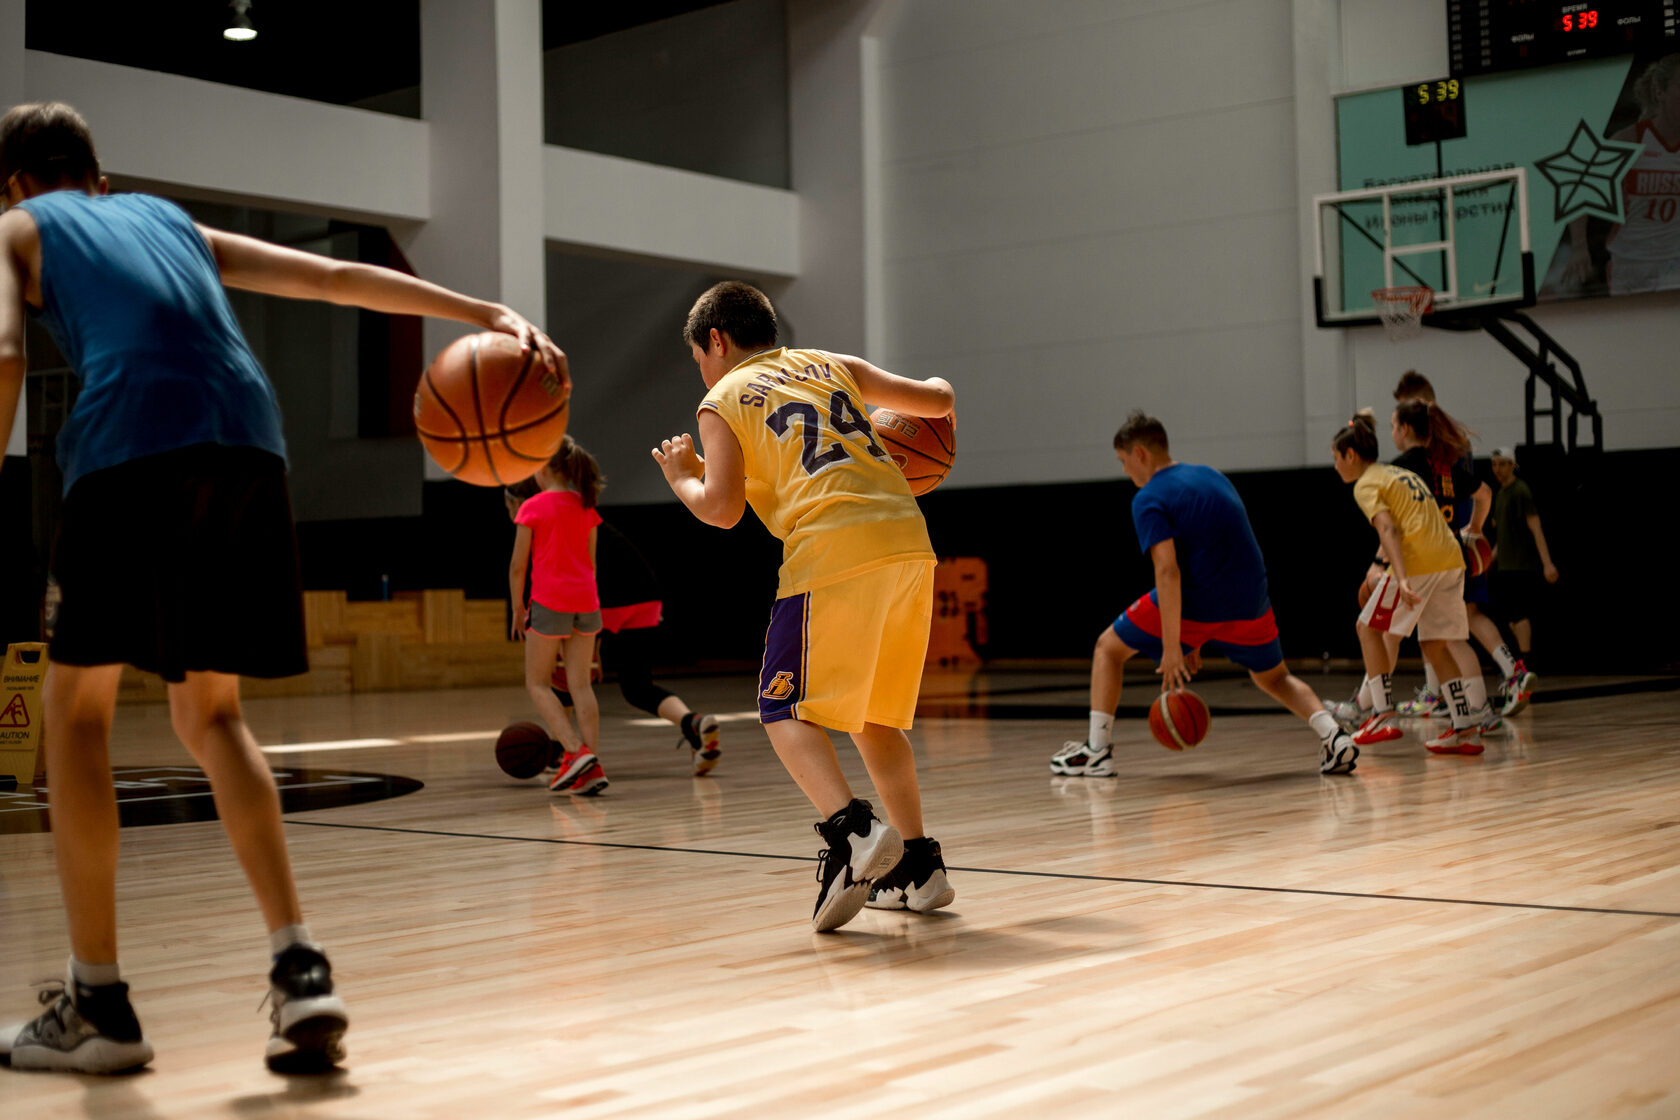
[1425,727,1485,755]
[569,760,610,797]
[1351,711,1404,746]
[547,748,598,792]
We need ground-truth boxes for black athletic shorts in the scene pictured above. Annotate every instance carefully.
[50,443,308,682]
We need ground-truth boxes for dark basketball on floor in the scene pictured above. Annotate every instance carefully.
[1149,689,1210,750]
[870,408,954,496]
[414,332,570,487]
[495,722,552,779]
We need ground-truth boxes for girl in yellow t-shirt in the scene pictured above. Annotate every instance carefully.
[1332,414,1492,755]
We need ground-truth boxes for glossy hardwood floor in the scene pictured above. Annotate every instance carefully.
[2,667,1677,1118]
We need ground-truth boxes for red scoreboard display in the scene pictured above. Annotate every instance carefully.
[1448,0,1679,77]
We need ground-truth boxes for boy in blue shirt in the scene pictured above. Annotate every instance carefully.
[0,102,567,1075]
[1050,412,1359,777]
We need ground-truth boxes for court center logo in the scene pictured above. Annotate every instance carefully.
[761,671,797,701]
[1535,121,1643,223]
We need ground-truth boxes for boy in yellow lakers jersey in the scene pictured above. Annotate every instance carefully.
[653,281,956,931]
[1332,413,1492,755]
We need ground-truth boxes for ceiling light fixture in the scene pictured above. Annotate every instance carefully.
[223,0,257,42]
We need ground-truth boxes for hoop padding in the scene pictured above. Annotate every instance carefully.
[1371,285,1434,340]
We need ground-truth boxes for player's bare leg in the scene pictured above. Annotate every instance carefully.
[170,670,348,1073]
[850,722,924,839]
[768,719,902,931]
[523,633,581,751]
[559,632,600,748]
[765,718,851,817]
[1252,662,1360,774]
[169,671,302,932]
[42,663,126,963]
[1052,628,1135,776]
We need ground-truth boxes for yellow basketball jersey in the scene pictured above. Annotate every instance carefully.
[1353,463,1465,577]
[700,347,933,594]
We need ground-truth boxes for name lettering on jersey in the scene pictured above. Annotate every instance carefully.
[761,671,797,700]
[738,362,837,407]
[1628,170,1680,196]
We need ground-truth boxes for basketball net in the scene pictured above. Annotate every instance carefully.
[1371,286,1433,341]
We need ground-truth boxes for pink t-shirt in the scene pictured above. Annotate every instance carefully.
[517,490,602,612]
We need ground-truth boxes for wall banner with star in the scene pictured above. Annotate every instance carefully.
[1336,51,1680,303]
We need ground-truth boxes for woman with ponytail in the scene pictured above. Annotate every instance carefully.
[1332,412,1494,755]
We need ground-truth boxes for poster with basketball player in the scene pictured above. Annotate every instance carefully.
[1335,51,1680,306]
[1539,53,1680,298]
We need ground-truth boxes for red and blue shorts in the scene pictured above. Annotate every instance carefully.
[1111,594,1283,673]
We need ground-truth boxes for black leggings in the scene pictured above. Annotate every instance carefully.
[552,626,673,716]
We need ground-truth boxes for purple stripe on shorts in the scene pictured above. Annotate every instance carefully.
[758,592,808,723]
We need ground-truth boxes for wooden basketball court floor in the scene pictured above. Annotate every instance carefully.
[2,666,1677,1118]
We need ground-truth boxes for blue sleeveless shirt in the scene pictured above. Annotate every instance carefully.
[16,192,287,492]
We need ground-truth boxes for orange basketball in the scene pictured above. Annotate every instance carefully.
[870,408,954,496]
[1462,532,1493,577]
[414,333,569,487]
[1148,689,1210,751]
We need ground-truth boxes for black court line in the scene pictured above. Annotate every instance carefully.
[285,819,1680,920]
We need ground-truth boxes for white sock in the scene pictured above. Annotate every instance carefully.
[70,957,122,988]
[1492,644,1517,678]
[1088,711,1113,751]
[1308,710,1340,741]
[1367,673,1393,714]
[269,923,318,958]
[1424,661,1441,695]
[1445,678,1473,728]
[1465,675,1489,713]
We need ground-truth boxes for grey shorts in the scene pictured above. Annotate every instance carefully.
[526,600,602,638]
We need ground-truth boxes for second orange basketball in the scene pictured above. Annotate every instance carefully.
[870,408,954,496]
[414,332,570,487]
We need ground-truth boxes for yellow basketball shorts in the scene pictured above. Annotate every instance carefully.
[757,559,935,733]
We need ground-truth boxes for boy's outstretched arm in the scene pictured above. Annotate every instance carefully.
[839,355,954,419]
[0,216,25,468]
[197,226,568,386]
[653,409,745,529]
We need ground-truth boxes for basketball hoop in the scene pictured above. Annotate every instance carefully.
[1371,285,1434,340]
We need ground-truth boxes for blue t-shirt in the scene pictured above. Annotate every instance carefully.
[17,191,286,493]
[1131,463,1270,622]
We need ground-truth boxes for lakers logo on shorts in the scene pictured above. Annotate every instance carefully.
[761,671,797,701]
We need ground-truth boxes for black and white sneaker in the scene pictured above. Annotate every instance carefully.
[811,799,903,933]
[866,837,956,913]
[1049,740,1114,777]
[680,714,722,776]
[1320,733,1360,775]
[264,945,348,1074]
[0,977,153,1073]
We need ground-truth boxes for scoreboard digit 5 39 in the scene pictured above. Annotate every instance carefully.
[1448,1,1679,77]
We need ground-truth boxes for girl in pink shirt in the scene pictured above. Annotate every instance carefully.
[509,437,607,795]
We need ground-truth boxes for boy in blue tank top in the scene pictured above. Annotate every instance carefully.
[0,102,568,1075]
[1049,412,1360,778]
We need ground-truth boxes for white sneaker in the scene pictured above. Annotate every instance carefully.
[1319,733,1360,775]
[0,979,153,1074]
[1049,740,1115,777]
[866,837,956,912]
[812,800,903,932]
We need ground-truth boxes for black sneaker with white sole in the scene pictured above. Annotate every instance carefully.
[811,799,903,933]
[0,978,153,1074]
[264,945,348,1074]
[866,836,956,912]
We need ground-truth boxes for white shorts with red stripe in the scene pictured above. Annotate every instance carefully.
[1358,568,1467,641]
